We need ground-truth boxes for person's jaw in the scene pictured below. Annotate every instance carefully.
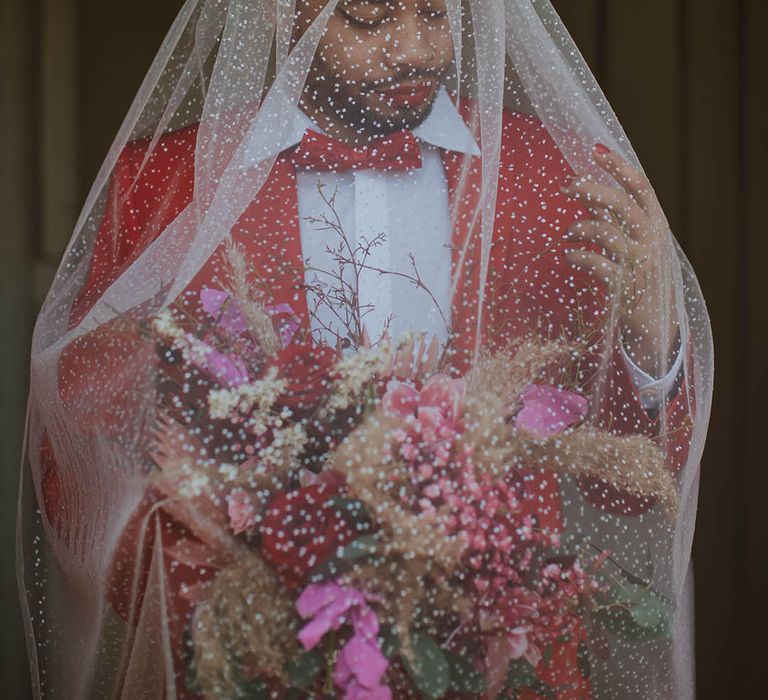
[300,74,444,143]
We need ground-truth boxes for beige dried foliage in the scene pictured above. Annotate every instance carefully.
[223,239,281,355]
[465,338,571,408]
[462,340,680,518]
[330,412,466,570]
[192,553,300,698]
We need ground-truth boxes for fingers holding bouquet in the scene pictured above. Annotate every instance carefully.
[561,144,680,375]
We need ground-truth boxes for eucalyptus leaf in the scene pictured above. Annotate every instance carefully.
[630,594,667,630]
[444,651,486,694]
[240,678,270,700]
[327,497,372,526]
[377,625,400,659]
[338,533,379,561]
[401,632,451,698]
[593,607,670,643]
[307,553,350,583]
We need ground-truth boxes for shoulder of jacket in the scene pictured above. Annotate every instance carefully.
[118,121,200,174]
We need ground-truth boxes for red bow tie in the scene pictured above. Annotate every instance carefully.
[290,128,423,173]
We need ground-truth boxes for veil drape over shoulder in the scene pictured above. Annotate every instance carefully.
[19,2,712,699]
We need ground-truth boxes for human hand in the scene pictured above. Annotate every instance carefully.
[561,144,680,377]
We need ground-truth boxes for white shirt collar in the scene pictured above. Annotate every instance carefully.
[243,85,480,166]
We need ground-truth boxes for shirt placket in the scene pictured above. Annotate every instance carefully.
[352,169,392,343]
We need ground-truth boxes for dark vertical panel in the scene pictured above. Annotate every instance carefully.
[0,0,37,697]
[79,0,183,194]
[742,0,768,693]
[602,0,683,233]
[550,0,600,71]
[684,0,742,698]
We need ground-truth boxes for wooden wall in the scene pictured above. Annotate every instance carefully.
[1,0,766,698]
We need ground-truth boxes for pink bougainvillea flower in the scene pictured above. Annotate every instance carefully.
[226,489,257,536]
[185,333,250,387]
[200,288,248,336]
[296,582,390,698]
[333,634,391,700]
[266,303,302,347]
[201,288,301,347]
[515,384,588,437]
[296,583,359,649]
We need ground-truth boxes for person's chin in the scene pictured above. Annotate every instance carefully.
[366,94,438,132]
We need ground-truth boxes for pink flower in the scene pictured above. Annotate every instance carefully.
[266,303,302,347]
[200,287,301,347]
[226,489,257,536]
[296,582,390,698]
[200,288,248,335]
[333,635,392,700]
[383,374,465,427]
[382,374,466,470]
[296,582,379,649]
[185,333,250,387]
[515,384,588,437]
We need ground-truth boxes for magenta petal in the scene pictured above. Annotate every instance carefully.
[185,334,249,387]
[200,287,248,335]
[515,384,589,437]
[204,349,250,387]
[351,604,380,640]
[346,682,393,700]
[297,584,366,650]
[296,582,343,618]
[297,598,348,649]
[266,303,301,347]
[334,635,389,689]
[333,644,354,686]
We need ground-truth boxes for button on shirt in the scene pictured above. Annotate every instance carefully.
[243,87,683,407]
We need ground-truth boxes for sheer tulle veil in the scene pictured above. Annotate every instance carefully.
[19,1,713,698]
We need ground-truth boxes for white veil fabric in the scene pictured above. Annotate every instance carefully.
[19,1,713,699]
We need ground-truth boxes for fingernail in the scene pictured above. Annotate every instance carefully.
[561,175,574,189]
[594,143,611,155]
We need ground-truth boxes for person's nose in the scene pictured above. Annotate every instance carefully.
[385,16,437,73]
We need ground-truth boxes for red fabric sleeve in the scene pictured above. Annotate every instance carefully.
[42,123,200,594]
[494,111,697,518]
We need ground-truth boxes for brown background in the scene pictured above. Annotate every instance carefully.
[1,0,766,697]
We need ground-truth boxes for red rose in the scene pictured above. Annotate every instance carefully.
[259,482,357,587]
[266,342,339,416]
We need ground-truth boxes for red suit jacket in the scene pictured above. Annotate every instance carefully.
[42,105,694,699]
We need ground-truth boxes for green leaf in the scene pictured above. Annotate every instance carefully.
[338,534,379,561]
[630,594,667,630]
[401,632,451,698]
[614,583,650,605]
[377,625,400,659]
[593,607,670,643]
[327,497,372,527]
[504,659,537,690]
[444,651,486,694]
[240,678,270,700]
[284,648,324,689]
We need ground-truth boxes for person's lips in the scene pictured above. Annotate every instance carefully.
[373,81,434,108]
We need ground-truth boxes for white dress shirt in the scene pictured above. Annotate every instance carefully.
[243,87,683,407]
